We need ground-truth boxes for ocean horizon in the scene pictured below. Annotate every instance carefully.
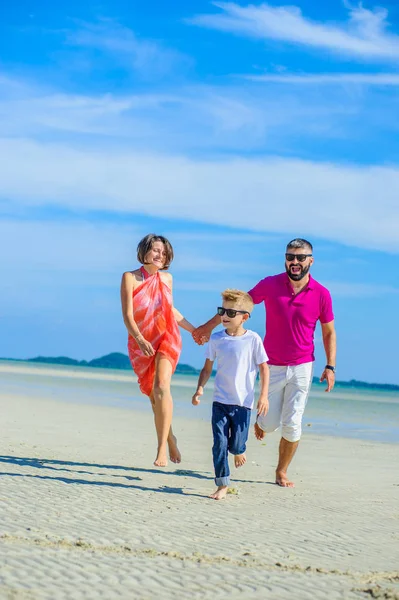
[1,359,398,444]
[1,355,398,392]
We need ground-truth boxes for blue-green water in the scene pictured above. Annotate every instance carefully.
[1,361,398,443]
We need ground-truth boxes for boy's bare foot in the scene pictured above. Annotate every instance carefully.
[168,435,181,464]
[154,447,168,467]
[254,422,265,440]
[275,470,295,487]
[234,453,246,468]
[209,486,228,500]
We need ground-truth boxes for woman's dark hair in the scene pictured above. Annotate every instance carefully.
[136,234,174,270]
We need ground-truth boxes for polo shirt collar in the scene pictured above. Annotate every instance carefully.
[284,272,315,291]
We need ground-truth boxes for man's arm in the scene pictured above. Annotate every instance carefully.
[192,279,266,345]
[320,321,336,392]
[192,359,214,405]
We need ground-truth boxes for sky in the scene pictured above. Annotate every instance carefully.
[0,0,399,384]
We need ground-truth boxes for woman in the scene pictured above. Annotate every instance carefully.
[120,234,195,467]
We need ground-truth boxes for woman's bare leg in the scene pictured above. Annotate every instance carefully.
[166,425,181,464]
[152,354,174,467]
[149,392,181,464]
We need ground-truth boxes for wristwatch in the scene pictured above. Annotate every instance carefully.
[325,365,335,373]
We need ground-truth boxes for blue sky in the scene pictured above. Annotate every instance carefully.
[1,0,399,384]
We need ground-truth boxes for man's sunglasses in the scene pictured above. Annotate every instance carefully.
[285,253,313,263]
[217,307,250,318]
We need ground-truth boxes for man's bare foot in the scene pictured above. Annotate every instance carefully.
[209,486,228,500]
[254,422,266,441]
[234,453,246,468]
[154,448,168,467]
[275,471,295,487]
[168,435,181,464]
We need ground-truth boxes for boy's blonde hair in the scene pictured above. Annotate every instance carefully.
[221,289,254,313]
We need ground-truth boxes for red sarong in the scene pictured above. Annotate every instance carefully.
[128,268,182,396]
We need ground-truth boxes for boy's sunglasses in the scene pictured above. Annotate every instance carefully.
[217,307,250,318]
[285,253,313,263]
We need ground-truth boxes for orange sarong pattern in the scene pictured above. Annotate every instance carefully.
[128,268,182,397]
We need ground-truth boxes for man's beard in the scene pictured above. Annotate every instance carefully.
[286,263,310,281]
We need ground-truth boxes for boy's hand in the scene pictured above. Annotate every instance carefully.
[257,396,269,417]
[192,387,203,405]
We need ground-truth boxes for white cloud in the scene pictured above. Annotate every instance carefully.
[0,93,141,137]
[0,218,274,281]
[189,2,399,61]
[3,70,389,159]
[0,137,399,253]
[0,74,271,148]
[172,231,284,243]
[247,73,399,85]
[0,219,138,275]
[66,19,189,75]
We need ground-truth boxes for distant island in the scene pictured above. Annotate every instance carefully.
[2,352,201,376]
[1,353,399,392]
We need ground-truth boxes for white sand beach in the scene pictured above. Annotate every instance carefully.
[0,363,398,599]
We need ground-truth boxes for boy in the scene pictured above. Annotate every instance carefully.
[192,289,269,500]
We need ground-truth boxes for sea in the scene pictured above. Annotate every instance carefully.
[1,360,398,444]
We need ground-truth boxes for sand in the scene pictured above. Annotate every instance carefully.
[0,367,398,599]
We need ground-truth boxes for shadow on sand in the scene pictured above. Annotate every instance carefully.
[0,455,270,494]
[0,455,211,498]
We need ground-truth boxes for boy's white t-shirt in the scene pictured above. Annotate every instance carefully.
[206,329,268,409]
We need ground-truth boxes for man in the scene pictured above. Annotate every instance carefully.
[193,238,336,488]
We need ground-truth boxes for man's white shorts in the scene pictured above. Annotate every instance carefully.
[257,362,314,443]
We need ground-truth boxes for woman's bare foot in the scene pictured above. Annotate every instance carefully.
[234,453,246,468]
[254,422,266,440]
[209,486,228,500]
[275,470,295,487]
[154,447,168,467]
[168,435,181,464]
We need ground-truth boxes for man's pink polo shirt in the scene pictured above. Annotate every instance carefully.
[248,273,334,366]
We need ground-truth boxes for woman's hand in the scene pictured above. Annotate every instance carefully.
[135,335,155,356]
[192,326,211,345]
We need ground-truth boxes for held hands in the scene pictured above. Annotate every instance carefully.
[135,335,155,357]
[192,387,203,406]
[320,368,335,392]
[192,325,211,346]
[257,396,269,417]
